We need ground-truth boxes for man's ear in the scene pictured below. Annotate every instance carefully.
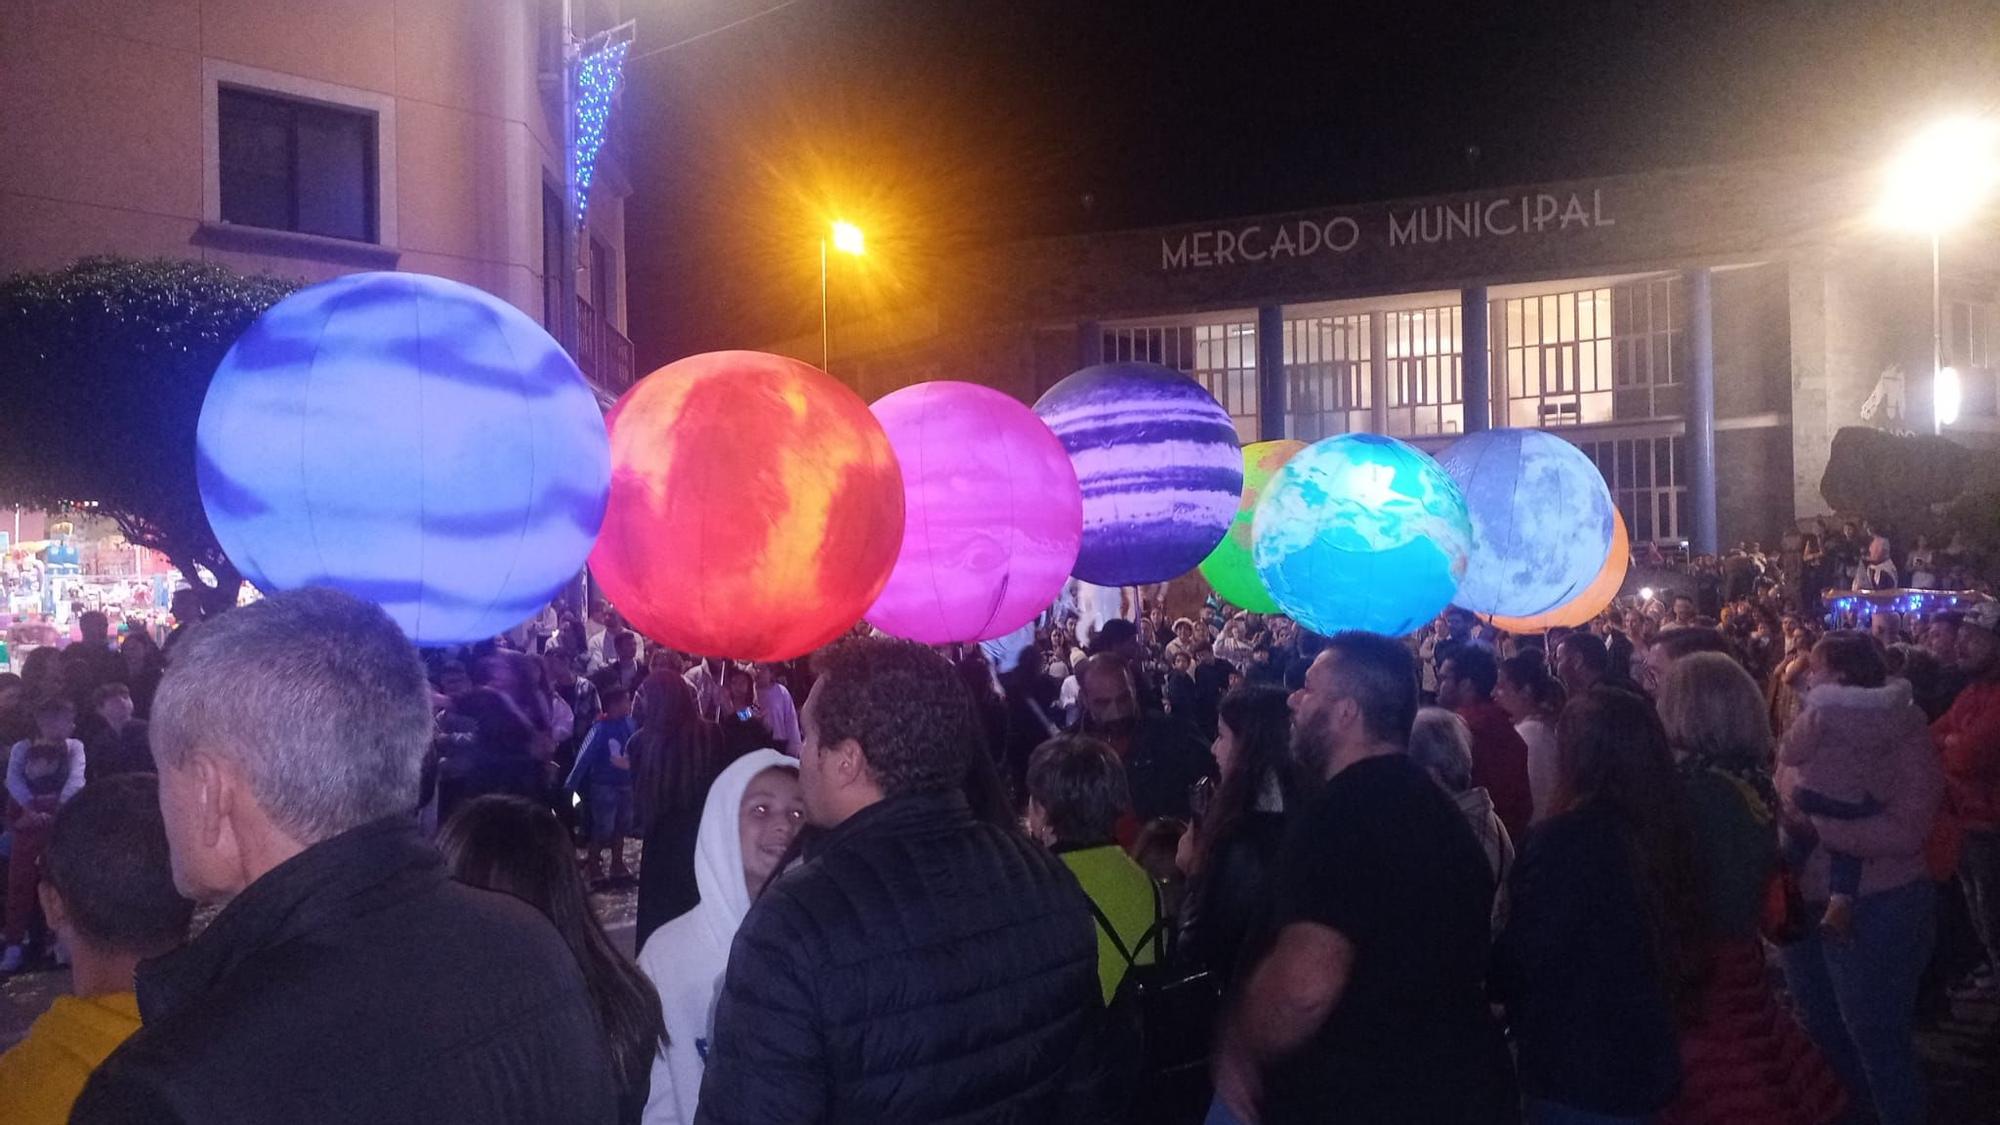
[38,881,66,933]
[830,737,867,788]
[190,750,232,850]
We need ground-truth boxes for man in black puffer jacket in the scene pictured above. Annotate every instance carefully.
[695,637,1101,1124]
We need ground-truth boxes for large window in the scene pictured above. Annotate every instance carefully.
[1101,319,1259,442]
[1283,313,1371,441]
[1384,304,1463,436]
[1502,288,1614,427]
[1501,279,1683,427]
[1575,435,1685,544]
[218,87,377,242]
[1948,296,2000,418]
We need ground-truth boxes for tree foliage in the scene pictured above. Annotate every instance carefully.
[0,257,300,611]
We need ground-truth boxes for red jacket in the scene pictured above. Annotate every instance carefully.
[1932,677,2000,832]
[1459,698,1535,842]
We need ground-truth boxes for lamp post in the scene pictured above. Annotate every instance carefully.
[1878,117,2000,434]
[821,220,864,372]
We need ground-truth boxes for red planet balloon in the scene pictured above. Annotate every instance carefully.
[590,351,905,661]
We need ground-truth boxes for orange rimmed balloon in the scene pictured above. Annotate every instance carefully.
[1486,508,1630,634]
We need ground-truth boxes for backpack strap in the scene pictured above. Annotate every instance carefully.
[1083,879,1171,969]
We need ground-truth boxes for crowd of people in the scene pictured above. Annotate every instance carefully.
[0,538,1995,1123]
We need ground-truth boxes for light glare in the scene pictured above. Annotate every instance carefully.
[1878,116,2000,232]
[831,220,865,256]
[1937,365,1962,426]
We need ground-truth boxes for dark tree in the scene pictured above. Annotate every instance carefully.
[0,257,300,613]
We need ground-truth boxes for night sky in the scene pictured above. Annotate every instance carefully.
[621,0,1999,368]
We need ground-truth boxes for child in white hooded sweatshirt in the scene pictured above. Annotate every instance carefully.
[638,749,804,1125]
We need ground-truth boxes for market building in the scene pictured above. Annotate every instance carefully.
[804,157,2000,553]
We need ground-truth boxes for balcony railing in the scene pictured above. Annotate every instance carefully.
[576,296,634,396]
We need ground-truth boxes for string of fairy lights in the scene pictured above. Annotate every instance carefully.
[570,37,631,230]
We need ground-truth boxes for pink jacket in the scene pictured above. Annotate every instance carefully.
[1776,680,1944,901]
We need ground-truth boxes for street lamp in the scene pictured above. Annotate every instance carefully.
[1878,116,2000,434]
[821,220,865,371]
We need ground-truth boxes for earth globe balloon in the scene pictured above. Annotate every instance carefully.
[1198,439,1305,613]
[1033,362,1242,587]
[1436,428,1618,618]
[1251,433,1473,637]
[1487,507,1630,633]
[197,271,610,646]
[865,381,1083,644]
[590,351,904,662]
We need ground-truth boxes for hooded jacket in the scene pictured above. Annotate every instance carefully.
[1776,679,1945,901]
[1933,676,2000,831]
[638,749,797,1125]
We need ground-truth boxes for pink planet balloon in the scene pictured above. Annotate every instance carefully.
[866,381,1083,644]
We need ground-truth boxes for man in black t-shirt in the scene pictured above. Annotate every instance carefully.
[1213,631,1516,1125]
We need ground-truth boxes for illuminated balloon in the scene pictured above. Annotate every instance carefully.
[1436,428,1618,617]
[1488,508,1630,633]
[1251,434,1472,637]
[1199,440,1305,613]
[197,271,609,646]
[1034,363,1242,586]
[590,351,903,662]
[865,382,1082,644]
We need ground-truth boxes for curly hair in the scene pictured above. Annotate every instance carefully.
[810,636,980,797]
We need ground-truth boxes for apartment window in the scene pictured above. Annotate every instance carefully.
[218,87,377,242]
[1575,435,1685,544]
[542,183,565,331]
[1384,304,1463,437]
[1283,314,1371,441]
[1101,319,1259,442]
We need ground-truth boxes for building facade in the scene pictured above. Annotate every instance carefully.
[821,158,2000,551]
[0,0,634,395]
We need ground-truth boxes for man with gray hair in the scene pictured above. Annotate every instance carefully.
[72,587,616,1125]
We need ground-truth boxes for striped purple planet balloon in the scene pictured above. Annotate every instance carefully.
[1034,362,1244,586]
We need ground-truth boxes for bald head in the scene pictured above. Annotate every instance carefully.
[1078,653,1138,728]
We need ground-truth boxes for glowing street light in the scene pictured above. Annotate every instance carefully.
[1878,117,2000,434]
[821,219,865,371]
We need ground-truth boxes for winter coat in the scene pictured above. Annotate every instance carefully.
[693,790,1101,1125]
[71,817,616,1125]
[639,750,797,1125]
[1932,677,2000,832]
[1452,786,1515,934]
[1180,809,1287,983]
[1775,679,1945,901]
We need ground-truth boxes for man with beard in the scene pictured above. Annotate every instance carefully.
[1212,632,1515,1124]
[1071,653,1213,823]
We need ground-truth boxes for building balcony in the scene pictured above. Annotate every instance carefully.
[576,296,634,396]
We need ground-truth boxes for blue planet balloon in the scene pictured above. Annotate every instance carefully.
[1435,428,1617,618]
[1034,362,1243,587]
[198,272,610,645]
[1251,434,1472,636]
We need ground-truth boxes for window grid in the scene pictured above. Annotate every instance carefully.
[217,86,377,242]
[1282,314,1371,441]
[1576,435,1685,544]
[1102,322,1259,442]
[1503,288,1614,428]
[1611,277,1682,417]
[1384,304,1464,437]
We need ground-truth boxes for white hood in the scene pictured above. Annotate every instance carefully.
[638,748,797,1125]
[691,748,797,943]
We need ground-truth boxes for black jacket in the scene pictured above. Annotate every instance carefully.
[1493,804,1681,1116]
[72,817,617,1125]
[1180,809,1288,983]
[1070,712,1216,823]
[694,791,1101,1125]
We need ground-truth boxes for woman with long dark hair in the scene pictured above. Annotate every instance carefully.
[440,795,665,1125]
[1496,687,1706,1124]
[1176,684,1302,981]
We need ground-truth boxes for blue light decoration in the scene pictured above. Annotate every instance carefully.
[1435,428,1618,617]
[1251,433,1473,637]
[570,36,630,229]
[197,272,611,646]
